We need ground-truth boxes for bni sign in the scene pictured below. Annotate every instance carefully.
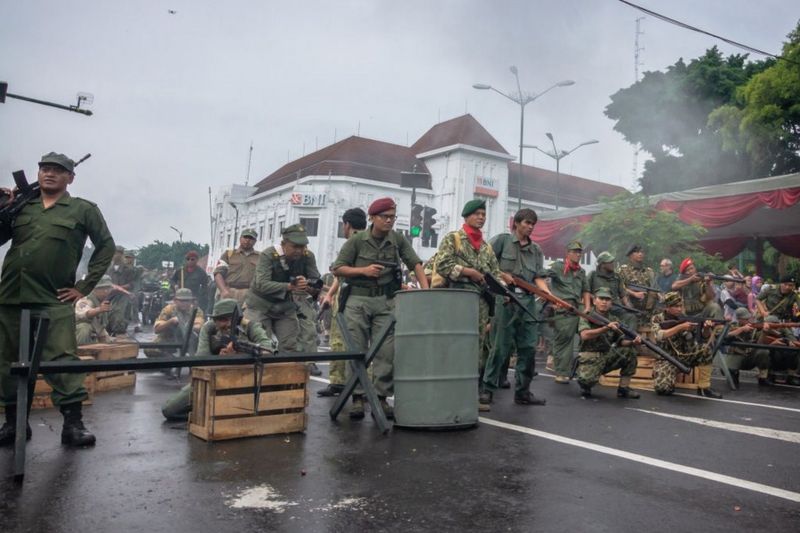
[474,176,498,197]
[290,192,327,207]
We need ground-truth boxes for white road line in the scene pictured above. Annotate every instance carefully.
[478,416,800,503]
[310,376,330,384]
[626,408,800,444]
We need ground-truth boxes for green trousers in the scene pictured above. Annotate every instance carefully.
[162,383,192,420]
[342,295,395,397]
[551,313,580,377]
[328,308,347,385]
[577,349,637,389]
[244,307,299,352]
[294,297,318,353]
[483,295,538,394]
[0,304,88,407]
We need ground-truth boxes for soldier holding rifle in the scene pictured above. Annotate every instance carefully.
[671,257,724,320]
[618,244,658,319]
[756,275,799,322]
[74,275,115,345]
[724,308,772,387]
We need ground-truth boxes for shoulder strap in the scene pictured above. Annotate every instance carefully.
[453,231,462,252]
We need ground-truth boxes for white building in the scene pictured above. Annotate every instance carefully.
[209,114,624,271]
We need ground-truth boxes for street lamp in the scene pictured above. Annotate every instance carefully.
[523,135,599,210]
[473,68,574,210]
[169,225,183,242]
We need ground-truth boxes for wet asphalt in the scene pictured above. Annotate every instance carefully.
[1,351,799,533]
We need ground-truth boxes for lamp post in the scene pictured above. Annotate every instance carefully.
[524,135,598,210]
[169,225,183,242]
[473,69,574,210]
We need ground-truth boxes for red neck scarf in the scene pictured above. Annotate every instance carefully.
[563,258,581,275]
[462,224,483,250]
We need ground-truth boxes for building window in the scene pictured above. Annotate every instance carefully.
[337,222,346,239]
[279,219,285,233]
[299,217,319,237]
[258,223,265,240]
[268,222,274,240]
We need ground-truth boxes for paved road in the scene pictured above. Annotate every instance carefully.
[1,356,798,532]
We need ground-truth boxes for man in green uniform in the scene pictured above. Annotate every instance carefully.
[0,152,115,447]
[755,275,799,321]
[589,252,632,311]
[547,241,591,383]
[317,208,367,397]
[576,287,641,399]
[75,275,114,345]
[651,291,722,397]
[724,307,772,387]
[161,299,273,421]
[144,288,205,358]
[333,197,428,419]
[106,247,139,334]
[481,208,549,407]
[671,257,723,319]
[618,244,658,322]
[171,250,210,314]
[213,228,259,306]
[245,224,320,352]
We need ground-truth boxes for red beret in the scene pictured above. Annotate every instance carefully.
[185,250,199,259]
[679,257,693,274]
[368,197,396,216]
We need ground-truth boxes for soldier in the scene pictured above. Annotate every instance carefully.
[576,287,641,399]
[546,241,591,383]
[171,250,210,314]
[589,251,633,313]
[481,208,549,407]
[758,314,800,385]
[755,275,799,321]
[724,307,772,387]
[0,152,115,447]
[317,208,367,397]
[144,288,204,359]
[213,228,259,306]
[75,275,115,345]
[435,199,503,410]
[245,224,320,352]
[332,197,428,419]
[671,257,723,319]
[618,244,658,319]
[651,291,722,398]
[106,248,139,334]
[161,299,273,421]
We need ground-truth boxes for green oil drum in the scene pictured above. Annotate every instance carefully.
[393,289,479,428]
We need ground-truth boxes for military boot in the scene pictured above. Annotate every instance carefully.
[0,406,32,446]
[579,383,592,398]
[697,387,723,399]
[696,365,723,399]
[616,386,640,399]
[308,363,323,377]
[349,395,365,420]
[60,403,96,447]
[316,383,344,397]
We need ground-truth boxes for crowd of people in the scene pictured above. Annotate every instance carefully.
[0,152,798,448]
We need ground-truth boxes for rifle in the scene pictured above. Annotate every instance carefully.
[511,275,691,374]
[700,273,745,283]
[612,302,644,315]
[742,321,800,330]
[658,315,729,329]
[483,273,542,323]
[226,305,274,413]
[626,283,662,294]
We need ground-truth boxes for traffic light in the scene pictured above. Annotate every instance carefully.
[422,206,437,247]
[410,204,423,237]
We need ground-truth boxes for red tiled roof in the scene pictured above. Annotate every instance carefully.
[507,163,626,207]
[252,136,430,194]
[412,114,509,155]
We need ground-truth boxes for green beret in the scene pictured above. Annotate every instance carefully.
[38,152,75,173]
[241,228,258,240]
[567,240,583,251]
[663,291,683,307]
[174,288,195,301]
[593,287,612,299]
[94,275,113,289]
[596,251,615,264]
[281,223,309,245]
[461,199,486,217]
[211,298,239,318]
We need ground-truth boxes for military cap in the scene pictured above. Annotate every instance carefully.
[461,199,486,217]
[764,315,780,324]
[734,307,751,321]
[368,197,397,215]
[593,287,613,299]
[567,240,583,251]
[38,152,75,173]
[241,228,258,240]
[174,288,194,300]
[626,244,642,256]
[211,298,239,318]
[663,291,683,307]
[281,223,309,245]
[596,251,615,264]
[779,274,796,284]
[94,275,114,289]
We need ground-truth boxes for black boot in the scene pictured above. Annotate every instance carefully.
[0,406,32,446]
[616,386,640,399]
[730,370,740,388]
[316,383,344,397]
[579,384,593,398]
[60,403,96,447]
[697,387,723,399]
[308,363,323,377]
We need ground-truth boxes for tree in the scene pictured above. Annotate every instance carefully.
[575,193,726,272]
[606,47,770,194]
[136,240,209,270]
[709,22,800,178]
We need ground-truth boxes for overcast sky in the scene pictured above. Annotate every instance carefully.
[2,0,797,250]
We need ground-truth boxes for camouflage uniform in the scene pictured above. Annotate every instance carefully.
[618,262,658,321]
[756,287,800,321]
[651,311,713,394]
[577,309,637,389]
[675,275,723,319]
[435,227,502,370]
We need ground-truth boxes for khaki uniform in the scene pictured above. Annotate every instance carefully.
[332,228,421,397]
[213,248,259,306]
[651,311,714,394]
[547,260,589,377]
[171,266,210,313]
[75,293,110,345]
[144,303,205,357]
[244,245,320,351]
[577,310,637,388]
[0,193,115,407]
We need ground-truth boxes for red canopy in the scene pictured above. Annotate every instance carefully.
[533,173,800,259]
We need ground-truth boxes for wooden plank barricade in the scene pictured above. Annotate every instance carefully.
[78,342,138,392]
[189,363,309,442]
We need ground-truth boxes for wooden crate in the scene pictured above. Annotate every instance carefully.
[189,363,309,442]
[599,354,699,391]
[78,342,139,361]
[95,371,136,392]
[31,356,96,410]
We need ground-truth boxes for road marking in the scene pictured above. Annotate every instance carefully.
[479,416,800,503]
[626,408,800,444]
